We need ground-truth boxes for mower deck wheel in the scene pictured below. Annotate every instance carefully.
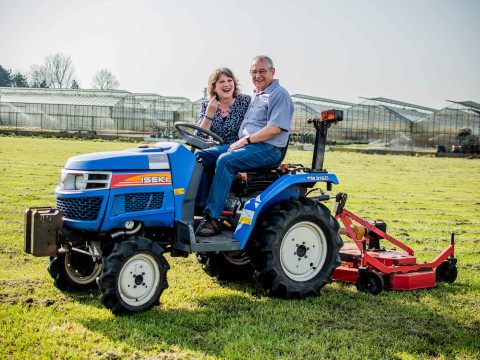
[436,260,458,283]
[356,269,384,295]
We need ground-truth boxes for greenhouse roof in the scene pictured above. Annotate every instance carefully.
[163,96,192,111]
[291,94,355,108]
[296,102,342,115]
[192,97,207,104]
[447,100,480,112]
[360,97,437,113]
[0,87,132,97]
[382,106,429,121]
[0,87,132,107]
[133,93,164,109]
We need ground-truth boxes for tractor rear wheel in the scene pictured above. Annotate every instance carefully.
[48,246,102,291]
[249,198,342,298]
[97,237,170,314]
[196,251,254,281]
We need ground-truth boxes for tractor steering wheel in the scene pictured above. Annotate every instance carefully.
[174,122,224,150]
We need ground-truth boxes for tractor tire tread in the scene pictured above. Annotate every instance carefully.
[97,237,169,314]
[250,198,342,299]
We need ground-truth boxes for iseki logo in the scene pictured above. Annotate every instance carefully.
[141,176,169,184]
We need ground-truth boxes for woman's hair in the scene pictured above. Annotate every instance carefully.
[207,68,241,99]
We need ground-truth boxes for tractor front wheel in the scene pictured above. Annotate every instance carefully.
[97,237,170,314]
[48,247,102,291]
[249,198,342,298]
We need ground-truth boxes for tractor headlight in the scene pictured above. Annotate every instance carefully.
[74,175,85,190]
[56,170,112,191]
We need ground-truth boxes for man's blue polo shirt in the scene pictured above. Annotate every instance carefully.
[238,80,294,148]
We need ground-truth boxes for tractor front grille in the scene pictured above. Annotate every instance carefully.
[111,192,164,217]
[57,196,103,221]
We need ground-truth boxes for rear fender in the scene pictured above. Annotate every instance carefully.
[233,172,339,249]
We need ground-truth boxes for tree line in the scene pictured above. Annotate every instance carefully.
[0,53,119,90]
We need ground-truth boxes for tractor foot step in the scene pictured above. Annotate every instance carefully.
[193,233,242,252]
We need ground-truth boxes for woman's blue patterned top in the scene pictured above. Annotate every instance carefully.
[196,93,251,145]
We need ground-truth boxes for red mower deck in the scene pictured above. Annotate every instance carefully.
[328,193,458,294]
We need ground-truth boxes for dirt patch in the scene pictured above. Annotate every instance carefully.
[0,209,23,214]
[0,278,43,290]
[0,292,63,307]
[0,279,66,307]
[0,248,17,255]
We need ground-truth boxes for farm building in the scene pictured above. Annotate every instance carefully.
[290,94,355,144]
[0,87,152,133]
[133,94,196,135]
[131,93,168,133]
[1,87,477,150]
[0,87,199,136]
[289,95,438,148]
[414,101,480,150]
[338,97,436,147]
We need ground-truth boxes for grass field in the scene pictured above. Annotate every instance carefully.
[0,135,479,360]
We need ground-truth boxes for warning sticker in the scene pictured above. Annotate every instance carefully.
[239,209,254,225]
[148,154,169,170]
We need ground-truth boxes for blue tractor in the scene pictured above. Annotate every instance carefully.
[24,111,344,313]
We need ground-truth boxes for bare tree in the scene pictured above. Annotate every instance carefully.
[44,53,76,88]
[28,64,49,88]
[92,69,119,90]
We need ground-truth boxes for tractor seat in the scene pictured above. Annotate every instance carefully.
[249,137,290,172]
[230,138,289,197]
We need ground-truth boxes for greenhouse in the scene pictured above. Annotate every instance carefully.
[289,95,439,148]
[0,87,478,151]
[290,94,355,144]
[131,93,170,135]
[335,97,436,147]
[414,101,480,150]
[0,87,153,133]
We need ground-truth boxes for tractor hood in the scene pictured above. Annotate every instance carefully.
[64,142,186,171]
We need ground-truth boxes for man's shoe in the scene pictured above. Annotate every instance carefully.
[198,217,222,237]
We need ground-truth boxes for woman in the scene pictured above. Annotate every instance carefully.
[196,68,250,145]
[195,68,250,211]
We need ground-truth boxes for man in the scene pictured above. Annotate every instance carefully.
[196,55,294,236]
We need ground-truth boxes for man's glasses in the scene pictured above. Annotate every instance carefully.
[250,69,270,76]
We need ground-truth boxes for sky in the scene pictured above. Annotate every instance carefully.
[0,0,478,109]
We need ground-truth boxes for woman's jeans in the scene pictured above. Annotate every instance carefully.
[196,143,282,219]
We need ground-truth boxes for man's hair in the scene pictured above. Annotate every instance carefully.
[252,55,274,69]
[207,68,240,99]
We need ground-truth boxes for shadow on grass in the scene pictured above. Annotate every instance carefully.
[73,280,480,359]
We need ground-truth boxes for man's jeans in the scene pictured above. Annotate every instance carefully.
[196,143,282,219]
